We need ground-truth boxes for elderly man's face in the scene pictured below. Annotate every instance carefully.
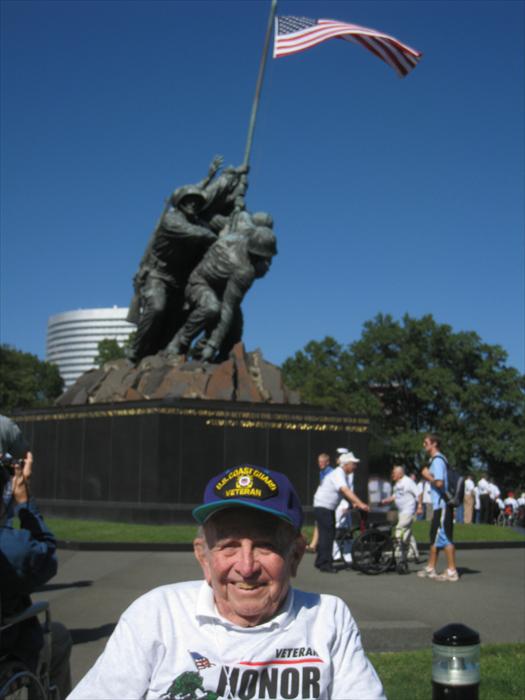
[318,455,329,470]
[342,460,357,474]
[194,508,305,628]
[391,467,403,482]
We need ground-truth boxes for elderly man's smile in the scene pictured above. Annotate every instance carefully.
[235,581,264,590]
[194,509,302,627]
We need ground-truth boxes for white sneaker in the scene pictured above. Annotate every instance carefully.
[417,567,437,579]
[435,569,459,582]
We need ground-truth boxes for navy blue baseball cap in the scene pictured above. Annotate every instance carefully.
[192,465,304,532]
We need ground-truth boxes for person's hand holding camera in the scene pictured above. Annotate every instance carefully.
[12,461,30,505]
[22,450,33,480]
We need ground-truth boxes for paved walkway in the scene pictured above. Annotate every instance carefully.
[33,548,525,687]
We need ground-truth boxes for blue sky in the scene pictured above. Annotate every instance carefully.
[1,0,523,373]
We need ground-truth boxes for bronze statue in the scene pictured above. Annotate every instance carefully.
[127,157,249,362]
[165,216,277,363]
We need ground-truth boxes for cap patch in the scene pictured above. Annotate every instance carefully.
[215,466,278,501]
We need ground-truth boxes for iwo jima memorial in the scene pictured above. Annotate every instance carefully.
[14,3,422,524]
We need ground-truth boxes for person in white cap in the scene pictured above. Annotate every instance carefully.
[313,452,369,573]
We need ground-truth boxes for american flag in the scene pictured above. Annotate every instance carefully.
[273,16,422,78]
[190,651,214,670]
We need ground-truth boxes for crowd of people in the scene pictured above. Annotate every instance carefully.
[307,435,524,585]
[370,460,525,528]
[1,412,522,697]
[413,469,525,528]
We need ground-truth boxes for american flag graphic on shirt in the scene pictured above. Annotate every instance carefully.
[190,651,215,670]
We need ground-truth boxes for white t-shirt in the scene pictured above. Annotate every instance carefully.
[421,481,432,505]
[477,478,490,496]
[68,581,385,700]
[313,466,352,510]
[393,475,419,516]
[464,477,475,495]
[473,486,481,510]
[489,483,501,500]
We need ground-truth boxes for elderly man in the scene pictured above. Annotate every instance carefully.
[313,452,369,574]
[381,465,420,563]
[68,465,385,699]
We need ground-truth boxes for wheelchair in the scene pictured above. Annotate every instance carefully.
[332,508,372,570]
[0,601,59,700]
[351,522,419,575]
[496,505,515,527]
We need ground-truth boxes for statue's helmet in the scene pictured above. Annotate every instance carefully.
[246,227,278,258]
[251,212,273,229]
[171,186,207,209]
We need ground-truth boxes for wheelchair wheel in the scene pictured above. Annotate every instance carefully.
[496,512,505,527]
[394,539,411,575]
[352,530,394,575]
[396,559,409,575]
[0,661,47,700]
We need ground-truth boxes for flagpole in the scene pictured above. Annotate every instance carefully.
[242,0,277,168]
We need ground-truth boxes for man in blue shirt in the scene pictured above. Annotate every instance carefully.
[306,453,334,552]
[417,434,459,582]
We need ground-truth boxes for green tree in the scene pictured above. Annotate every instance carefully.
[282,314,525,487]
[0,344,64,412]
[94,334,136,368]
[94,338,126,367]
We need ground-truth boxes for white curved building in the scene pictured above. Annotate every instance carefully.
[46,307,136,387]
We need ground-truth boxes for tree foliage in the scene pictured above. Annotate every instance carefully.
[282,314,525,487]
[94,338,127,367]
[0,344,64,412]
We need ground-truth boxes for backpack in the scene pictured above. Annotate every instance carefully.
[431,455,465,508]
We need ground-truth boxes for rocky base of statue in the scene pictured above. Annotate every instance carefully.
[56,343,300,406]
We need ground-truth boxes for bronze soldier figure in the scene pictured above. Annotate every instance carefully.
[127,158,249,363]
[165,217,277,362]
[127,186,218,362]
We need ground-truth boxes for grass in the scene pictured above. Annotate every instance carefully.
[369,643,525,700]
[47,518,199,543]
[43,517,525,544]
[411,520,525,543]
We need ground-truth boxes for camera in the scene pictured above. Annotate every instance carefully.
[0,453,21,476]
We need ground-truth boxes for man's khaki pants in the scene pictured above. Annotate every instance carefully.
[394,512,419,559]
[463,492,474,524]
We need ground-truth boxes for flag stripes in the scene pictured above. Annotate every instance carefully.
[274,17,422,78]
